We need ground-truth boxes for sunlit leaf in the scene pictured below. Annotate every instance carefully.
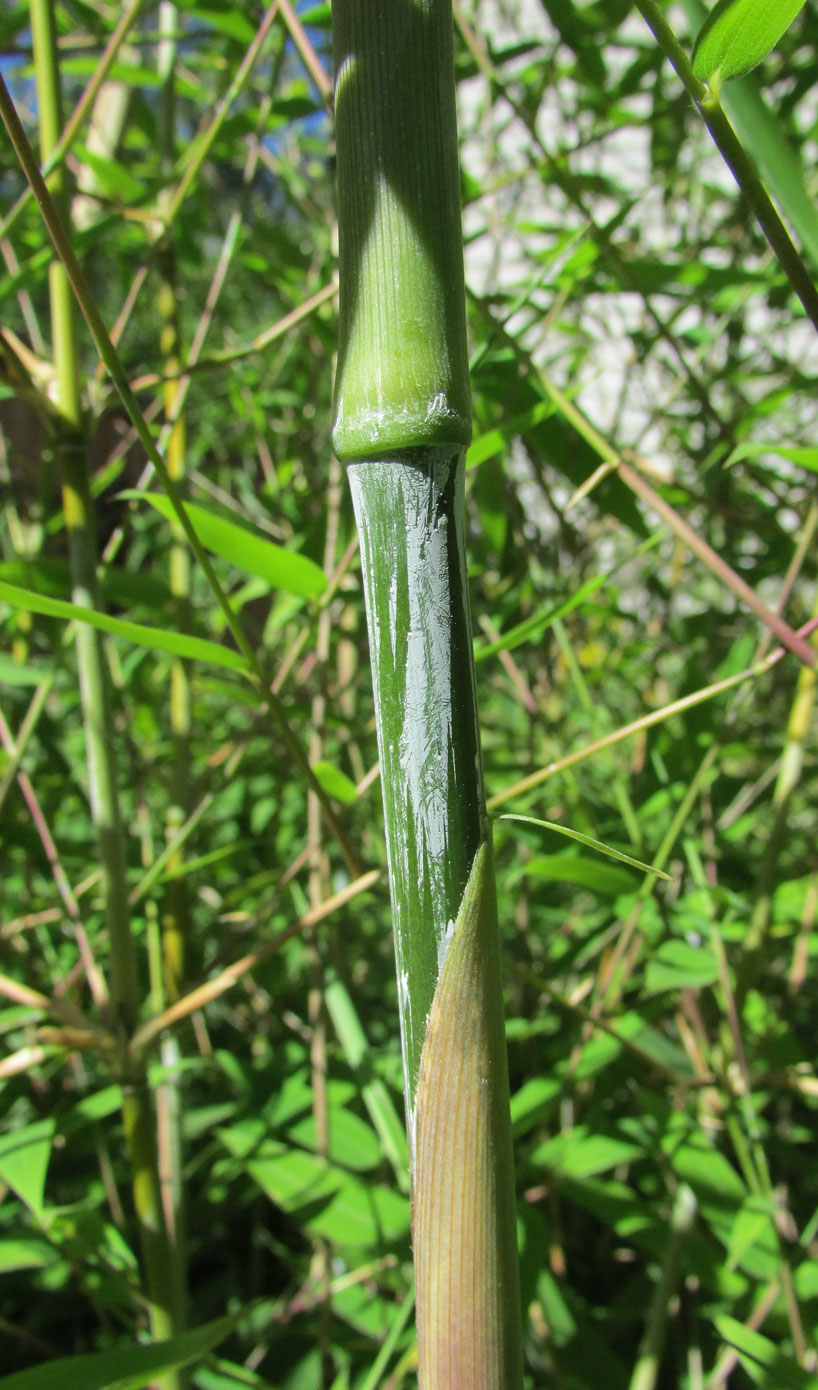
[0,580,249,673]
[0,1121,55,1215]
[692,0,808,87]
[123,492,327,598]
[497,814,673,879]
[311,759,358,804]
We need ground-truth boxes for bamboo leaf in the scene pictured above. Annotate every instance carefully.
[0,1317,236,1390]
[218,1122,409,1248]
[712,1315,815,1387]
[692,0,808,87]
[0,1120,55,1215]
[311,759,359,805]
[645,940,720,994]
[726,441,818,474]
[512,852,637,896]
[0,579,249,673]
[122,492,327,598]
[497,814,673,880]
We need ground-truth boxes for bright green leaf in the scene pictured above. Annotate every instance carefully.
[531,1125,643,1179]
[310,760,359,805]
[0,579,249,673]
[726,441,818,474]
[218,1123,409,1248]
[513,852,637,896]
[123,493,327,598]
[0,1120,55,1215]
[497,814,673,880]
[692,0,808,87]
[0,653,47,686]
[712,1315,815,1387]
[644,939,720,994]
[0,1238,59,1274]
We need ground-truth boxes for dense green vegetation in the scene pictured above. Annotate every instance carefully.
[0,1,816,1386]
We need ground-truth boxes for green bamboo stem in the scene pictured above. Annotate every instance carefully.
[735,591,818,1013]
[332,2,522,1383]
[155,3,190,1355]
[628,1185,697,1390]
[29,3,179,1373]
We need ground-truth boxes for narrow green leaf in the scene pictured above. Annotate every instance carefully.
[512,852,637,896]
[0,653,47,686]
[712,1315,815,1388]
[531,1125,643,1180]
[726,441,818,474]
[466,398,557,470]
[692,0,808,87]
[122,492,327,598]
[0,1238,59,1273]
[0,1120,55,1215]
[0,1317,236,1390]
[474,532,663,662]
[310,760,359,805]
[218,1123,409,1248]
[644,940,720,993]
[73,145,146,202]
[0,579,249,673]
[497,814,673,880]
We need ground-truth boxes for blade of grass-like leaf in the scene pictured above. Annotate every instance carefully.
[0,580,248,673]
[692,0,807,88]
[726,443,818,474]
[325,975,410,1190]
[496,813,673,879]
[0,1316,236,1390]
[121,492,327,597]
[359,1289,416,1390]
[712,1315,814,1388]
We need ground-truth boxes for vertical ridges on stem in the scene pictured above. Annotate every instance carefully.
[332,2,523,1382]
[413,839,523,1387]
[332,0,471,459]
[348,449,485,1121]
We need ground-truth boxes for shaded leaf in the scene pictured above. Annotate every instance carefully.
[0,1317,235,1390]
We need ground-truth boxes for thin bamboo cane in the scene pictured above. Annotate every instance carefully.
[29,3,179,1374]
[154,2,190,1355]
[332,3,522,1383]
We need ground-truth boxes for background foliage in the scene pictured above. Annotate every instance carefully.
[1,1,817,1386]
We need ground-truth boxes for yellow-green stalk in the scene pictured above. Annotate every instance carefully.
[29,3,180,1375]
[154,0,190,1354]
[332,2,522,1382]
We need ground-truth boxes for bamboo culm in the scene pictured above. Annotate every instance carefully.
[332,2,523,1383]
